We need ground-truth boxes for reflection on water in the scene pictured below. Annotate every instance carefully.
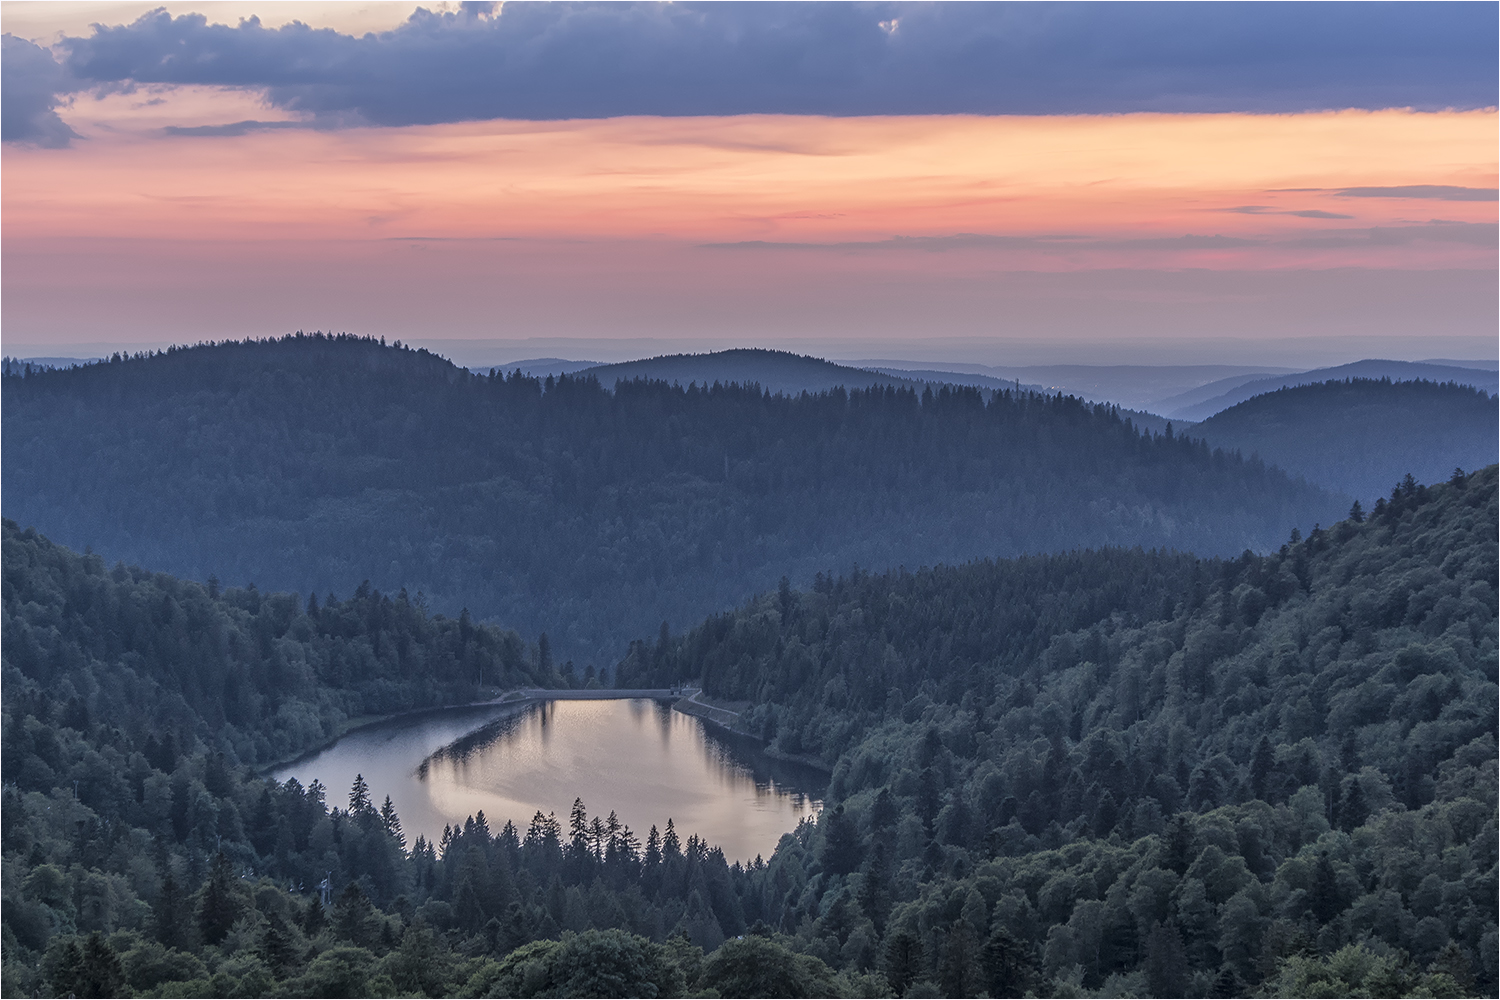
[273,700,824,862]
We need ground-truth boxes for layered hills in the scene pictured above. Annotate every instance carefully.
[0,335,1342,664]
[1161,360,1499,422]
[860,362,1300,414]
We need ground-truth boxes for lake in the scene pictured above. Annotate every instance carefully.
[271,698,825,862]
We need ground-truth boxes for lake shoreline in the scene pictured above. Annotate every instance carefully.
[268,695,824,861]
[672,692,834,774]
[259,687,687,776]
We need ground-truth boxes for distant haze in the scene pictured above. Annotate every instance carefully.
[14,332,1498,373]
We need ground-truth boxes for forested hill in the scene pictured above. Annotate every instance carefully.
[2,469,1490,997]
[1,518,543,769]
[617,466,1498,995]
[2,334,1342,664]
[1191,378,1498,503]
[1162,361,1500,422]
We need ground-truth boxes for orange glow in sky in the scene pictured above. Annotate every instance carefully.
[3,106,1495,358]
[6,109,1495,253]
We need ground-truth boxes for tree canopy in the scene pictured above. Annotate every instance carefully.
[1193,377,1497,502]
[2,334,1342,664]
[2,466,1492,996]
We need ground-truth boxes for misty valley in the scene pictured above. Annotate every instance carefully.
[1,339,1495,998]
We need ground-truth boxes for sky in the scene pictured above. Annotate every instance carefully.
[3,1,1496,367]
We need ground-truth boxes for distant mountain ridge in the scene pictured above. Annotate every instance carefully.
[851,357,1500,418]
[508,349,1073,411]
[575,349,931,396]
[1163,360,1500,421]
[477,350,1179,430]
[864,365,1177,432]
[1418,357,1500,370]
[1192,377,1498,501]
[479,357,602,378]
[843,361,1299,411]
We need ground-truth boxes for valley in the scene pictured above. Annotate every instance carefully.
[1,340,1494,997]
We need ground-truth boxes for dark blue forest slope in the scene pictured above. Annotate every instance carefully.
[2,335,1343,663]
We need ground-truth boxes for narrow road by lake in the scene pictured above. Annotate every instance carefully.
[502,687,686,701]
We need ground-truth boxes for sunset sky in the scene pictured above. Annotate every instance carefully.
[3,2,1496,366]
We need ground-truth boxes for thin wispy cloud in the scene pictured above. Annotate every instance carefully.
[1286,221,1498,248]
[701,233,1086,252]
[1335,185,1497,201]
[162,120,320,137]
[1286,210,1354,219]
[1223,206,1355,219]
[1273,185,1498,201]
[700,221,1495,253]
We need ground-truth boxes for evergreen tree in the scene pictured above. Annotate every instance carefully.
[589,815,607,861]
[1310,852,1342,924]
[379,795,405,849]
[857,839,893,934]
[333,882,380,948]
[1337,778,1368,832]
[940,913,981,998]
[349,773,372,816]
[153,872,191,950]
[250,786,279,855]
[883,930,925,997]
[44,938,85,998]
[303,895,326,937]
[1250,735,1275,801]
[819,804,861,876]
[1144,922,1188,998]
[204,752,233,797]
[454,876,486,934]
[1429,941,1476,994]
[258,913,296,977]
[197,851,239,946]
[644,825,662,869]
[662,819,681,859]
[982,926,1035,999]
[1164,814,1194,874]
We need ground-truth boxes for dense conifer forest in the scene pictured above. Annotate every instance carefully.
[1192,378,1498,502]
[0,334,1344,665]
[2,465,1493,997]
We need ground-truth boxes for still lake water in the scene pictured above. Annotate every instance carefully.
[272,699,825,861]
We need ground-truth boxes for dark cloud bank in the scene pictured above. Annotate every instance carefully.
[5,1,1498,145]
